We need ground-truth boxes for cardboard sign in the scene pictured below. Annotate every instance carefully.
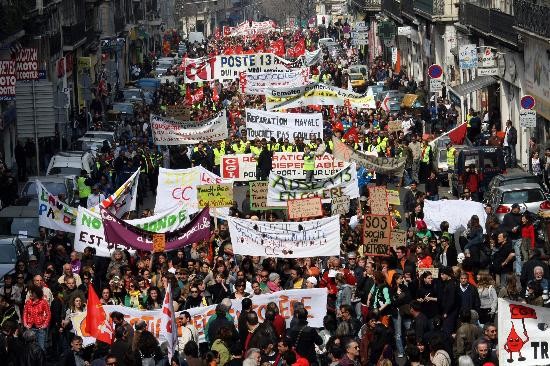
[332,195,350,215]
[391,229,407,247]
[166,104,191,120]
[287,197,323,219]
[387,189,400,205]
[387,120,402,133]
[197,183,234,207]
[250,181,283,211]
[368,186,389,215]
[417,267,439,279]
[362,214,391,256]
[152,233,166,253]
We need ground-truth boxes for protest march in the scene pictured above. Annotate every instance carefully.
[1,12,544,366]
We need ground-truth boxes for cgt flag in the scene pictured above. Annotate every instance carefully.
[85,285,113,344]
[160,283,177,360]
[498,298,550,365]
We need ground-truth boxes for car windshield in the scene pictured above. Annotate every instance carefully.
[502,189,545,204]
[439,150,447,163]
[0,244,16,264]
[85,133,113,141]
[22,182,66,197]
[350,74,363,81]
[123,90,141,99]
[48,167,82,176]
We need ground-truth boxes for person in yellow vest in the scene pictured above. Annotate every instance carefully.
[419,139,431,183]
[213,140,225,176]
[77,169,93,207]
[250,139,263,179]
[231,138,247,154]
[280,139,294,152]
[446,141,456,194]
[303,145,315,182]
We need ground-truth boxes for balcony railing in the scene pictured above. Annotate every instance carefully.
[514,0,550,39]
[414,0,458,19]
[62,21,86,47]
[401,0,415,15]
[364,0,382,11]
[459,1,517,44]
[382,0,402,18]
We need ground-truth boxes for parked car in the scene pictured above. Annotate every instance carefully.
[0,203,40,238]
[429,135,472,185]
[450,146,506,196]
[18,175,77,206]
[83,130,116,143]
[484,172,545,202]
[111,102,135,119]
[46,151,95,176]
[0,236,31,283]
[488,183,550,222]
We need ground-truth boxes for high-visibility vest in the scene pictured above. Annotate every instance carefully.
[281,145,293,152]
[250,146,262,161]
[232,143,246,154]
[77,176,91,199]
[421,145,431,163]
[213,147,225,165]
[303,152,315,171]
[447,147,456,168]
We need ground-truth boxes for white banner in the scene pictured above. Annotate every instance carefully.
[231,21,276,36]
[151,112,228,145]
[220,152,348,181]
[72,288,328,346]
[423,199,487,233]
[245,108,323,142]
[266,83,376,110]
[37,181,78,233]
[497,298,549,366]
[154,166,231,214]
[241,68,310,95]
[228,215,340,257]
[74,204,190,257]
[267,163,359,206]
[305,49,322,66]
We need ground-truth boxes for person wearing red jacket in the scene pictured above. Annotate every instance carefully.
[320,257,357,296]
[521,213,536,263]
[23,285,51,351]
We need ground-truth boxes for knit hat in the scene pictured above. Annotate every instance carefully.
[268,273,280,282]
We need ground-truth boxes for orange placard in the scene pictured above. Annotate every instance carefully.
[152,233,166,253]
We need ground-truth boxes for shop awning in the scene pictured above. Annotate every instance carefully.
[451,76,498,97]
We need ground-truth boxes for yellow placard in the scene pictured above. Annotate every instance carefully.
[197,183,234,208]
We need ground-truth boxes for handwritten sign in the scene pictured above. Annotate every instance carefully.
[387,120,402,133]
[362,214,391,256]
[387,189,400,205]
[368,186,388,215]
[152,233,166,253]
[287,197,323,219]
[250,181,282,210]
[166,104,191,120]
[391,229,407,248]
[417,267,439,279]
[331,195,350,215]
[197,183,234,207]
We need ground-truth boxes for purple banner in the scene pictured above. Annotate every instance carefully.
[101,207,211,251]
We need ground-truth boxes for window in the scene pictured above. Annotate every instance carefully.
[502,189,545,204]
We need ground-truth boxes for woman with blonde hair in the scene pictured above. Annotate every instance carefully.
[477,270,497,324]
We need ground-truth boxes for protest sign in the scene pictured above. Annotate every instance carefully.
[230,21,276,36]
[37,181,78,233]
[101,207,210,252]
[387,189,400,205]
[15,48,39,80]
[331,195,350,215]
[332,137,406,177]
[74,205,190,257]
[165,104,191,120]
[249,181,282,210]
[417,267,439,278]
[362,214,391,256]
[497,298,550,366]
[152,233,166,253]
[92,170,140,218]
[216,53,292,79]
[72,288,328,346]
[387,120,403,133]
[423,200,487,233]
[155,166,231,213]
[368,186,388,215]
[266,83,376,110]
[183,56,217,83]
[391,229,407,247]
[287,197,323,219]
[220,152,348,181]
[197,183,234,207]
[240,68,310,95]
[245,109,323,142]
[151,112,228,145]
[267,164,359,206]
[228,216,340,257]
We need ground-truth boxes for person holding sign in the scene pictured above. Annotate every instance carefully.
[303,145,315,182]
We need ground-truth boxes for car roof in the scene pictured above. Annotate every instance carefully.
[496,183,544,192]
[0,236,18,244]
[26,175,67,184]
[0,203,37,218]
[495,171,534,180]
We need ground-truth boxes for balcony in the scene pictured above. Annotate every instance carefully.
[364,0,383,11]
[114,14,125,34]
[514,0,550,40]
[382,0,403,20]
[414,0,458,21]
[459,1,517,45]
[62,21,86,48]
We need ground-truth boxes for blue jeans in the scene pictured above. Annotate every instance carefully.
[392,311,404,355]
[513,238,522,275]
[32,327,47,351]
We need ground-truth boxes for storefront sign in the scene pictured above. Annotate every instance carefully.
[15,48,38,80]
[0,60,16,100]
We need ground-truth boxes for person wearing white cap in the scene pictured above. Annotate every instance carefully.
[305,277,317,288]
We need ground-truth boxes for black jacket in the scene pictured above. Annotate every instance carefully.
[403,189,416,213]
[413,312,430,343]
[438,279,459,315]
[501,212,522,240]
[458,283,481,313]
[506,126,518,145]
[287,323,323,364]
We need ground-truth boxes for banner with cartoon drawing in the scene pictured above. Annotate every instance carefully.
[498,298,550,365]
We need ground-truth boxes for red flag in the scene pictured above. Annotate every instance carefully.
[224,47,234,55]
[86,285,113,344]
[344,126,359,142]
[235,45,244,54]
[270,39,285,57]
[215,27,221,40]
[212,87,219,102]
[448,122,468,145]
[185,86,192,105]
[191,87,204,104]
[294,38,306,56]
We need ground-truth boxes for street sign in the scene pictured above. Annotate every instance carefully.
[521,95,536,110]
[519,109,537,128]
[352,39,368,46]
[477,68,499,76]
[351,32,368,39]
[355,21,366,27]
[354,26,369,32]
[428,64,443,79]
[430,78,443,92]
[397,26,411,36]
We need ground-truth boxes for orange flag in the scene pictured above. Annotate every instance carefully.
[86,285,113,344]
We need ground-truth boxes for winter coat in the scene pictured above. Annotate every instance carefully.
[23,298,51,329]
